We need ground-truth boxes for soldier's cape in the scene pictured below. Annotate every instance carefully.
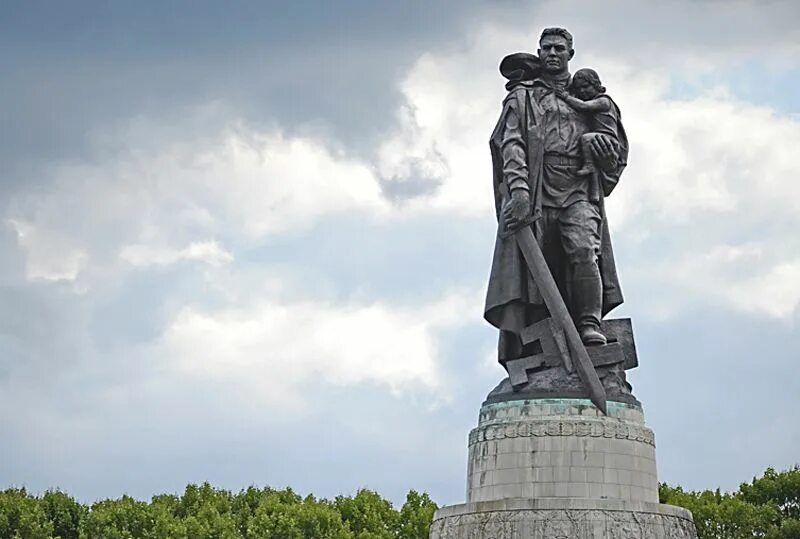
[592,93,629,197]
[484,53,627,340]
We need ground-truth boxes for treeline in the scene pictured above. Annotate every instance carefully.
[2,465,798,539]
[0,485,436,539]
[660,466,800,539]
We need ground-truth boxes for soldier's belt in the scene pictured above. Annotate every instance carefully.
[543,154,582,166]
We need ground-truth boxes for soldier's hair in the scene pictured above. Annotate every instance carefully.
[572,68,606,93]
[539,27,573,50]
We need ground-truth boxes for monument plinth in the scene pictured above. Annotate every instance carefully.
[430,396,696,538]
[466,399,657,504]
[430,26,697,538]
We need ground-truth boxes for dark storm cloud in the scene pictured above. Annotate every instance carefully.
[0,0,501,183]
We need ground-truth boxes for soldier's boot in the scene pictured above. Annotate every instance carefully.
[572,263,607,346]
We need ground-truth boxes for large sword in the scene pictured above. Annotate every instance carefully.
[501,186,608,414]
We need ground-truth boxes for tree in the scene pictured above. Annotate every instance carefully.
[740,466,800,521]
[41,490,86,539]
[661,466,800,539]
[246,491,352,539]
[397,490,437,539]
[175,483,238,539]
[79,495,155,539]
[0,488,54,539]
[334,489,398,538]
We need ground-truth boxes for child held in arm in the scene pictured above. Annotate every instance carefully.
[556,68,621,178]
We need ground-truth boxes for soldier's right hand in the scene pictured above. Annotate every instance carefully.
[502,189,531,231]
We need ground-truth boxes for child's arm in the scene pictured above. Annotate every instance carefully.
[556,90,611,112]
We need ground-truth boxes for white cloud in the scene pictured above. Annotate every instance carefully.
[4,127,396,296]
[735,260,800,319]
[120,240,233,268]
[606,69,800,226]
[158,289,478,408]
[375,28,514,216]
[188,131,391,238]
[7,219,88,284]
[647,245,800,320]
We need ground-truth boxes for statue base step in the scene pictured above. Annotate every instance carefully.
[430,498,697,538]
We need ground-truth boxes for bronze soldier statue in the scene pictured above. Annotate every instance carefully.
[484,27,628,366]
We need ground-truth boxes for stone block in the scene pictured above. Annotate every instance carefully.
[587,467,604,483]
[534,467,553,482]
[491,452,510,470]
[610,438,633,455]
[570,467,588,482]
[568,482,589,497]
[494,483,522,499]
[602,483,620,499]
[586,452,605,467]
[532,450,550,466]
[550,451,569,467]
[492,469,512,485]
[536,482,555,497]
[553,467,571,482]
[609,453,630,470]
[571,451,586,466]
[618,469,632,485]
[477,470,492,486]
[603,468,618,484]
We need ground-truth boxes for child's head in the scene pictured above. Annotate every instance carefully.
[571,68,605,100]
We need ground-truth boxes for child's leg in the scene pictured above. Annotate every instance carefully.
[577,133,596,176]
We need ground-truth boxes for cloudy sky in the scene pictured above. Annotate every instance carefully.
[1,0,799,507]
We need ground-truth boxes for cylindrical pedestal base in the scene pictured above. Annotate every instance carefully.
[432,396,698,538]
[468,399,658,503]
[430,498,697,539]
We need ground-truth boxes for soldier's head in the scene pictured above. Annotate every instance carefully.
[571,68,605,100]
[538,27,574,75]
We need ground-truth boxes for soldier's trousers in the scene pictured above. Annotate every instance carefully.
[498,200,603,362]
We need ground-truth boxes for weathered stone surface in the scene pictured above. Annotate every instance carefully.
[466,399,658,504]
[430,499,698,539]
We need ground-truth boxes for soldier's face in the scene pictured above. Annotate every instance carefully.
[538,36,573,74]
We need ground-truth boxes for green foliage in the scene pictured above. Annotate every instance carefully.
[740,466,800,520]
[0,488,54,539]
[40,491,85,539]
[80,495,157,539]
[334,489,398,538]
[396,491,437,539]
[660,485,777,538]
[245,491,350,539]
[661,465,800,539]
[3,465,796,539]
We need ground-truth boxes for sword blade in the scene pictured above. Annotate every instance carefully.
[514,225,608,414]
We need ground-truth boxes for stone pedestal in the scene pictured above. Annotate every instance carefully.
[430,397,697,538]
[430,499,696,538]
